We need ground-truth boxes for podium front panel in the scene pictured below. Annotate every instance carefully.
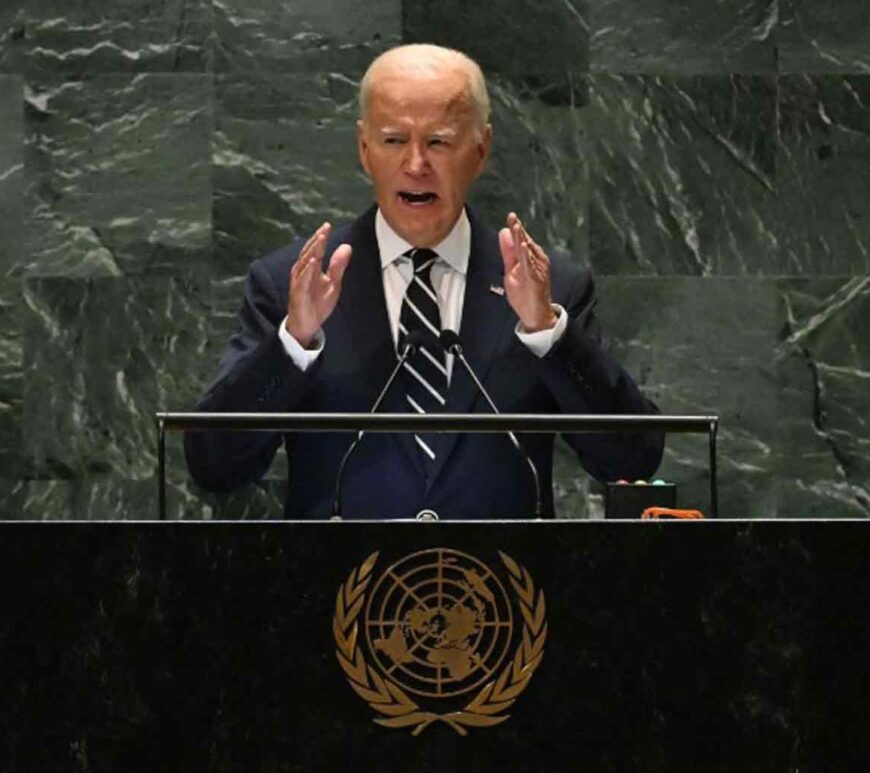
[0,521,864,771]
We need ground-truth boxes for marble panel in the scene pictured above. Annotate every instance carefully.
[199,479,285,520]
[589,74,777,276]
[20,273,216,518]
[471,82,589,266]
[0,0,212,74]
[402,0,589,88]
[23,73,212,278]
[779,0,870,74]
[776,278,870,517]
[0,295,22,479]
[17,477,268,520]
[553,441,600,519]
[0,479,65,518]
[589,0,777,74]
[0,75,23,478]
[213,0,400,73]
[596,277,779,518]
[0,477,189,520]
[774,76,870,275]
[213,72,370,277]
[0,74,22,271]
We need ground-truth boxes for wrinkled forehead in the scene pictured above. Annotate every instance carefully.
[365,66,476,121]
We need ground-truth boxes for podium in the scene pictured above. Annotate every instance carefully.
[1,519,866,770]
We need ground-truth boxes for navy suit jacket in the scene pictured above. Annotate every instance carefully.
[184,206,663,518]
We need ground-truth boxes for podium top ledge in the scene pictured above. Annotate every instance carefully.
[156,412,718,434]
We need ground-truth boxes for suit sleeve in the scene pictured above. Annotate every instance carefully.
[184,253,317,492]
[539,266,664,482]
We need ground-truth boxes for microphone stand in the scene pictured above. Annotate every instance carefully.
[440,330,543,517]
[331,331,424,518]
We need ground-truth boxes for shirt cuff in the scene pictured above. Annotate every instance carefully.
[278,316,325,372]
[515,304,568,358]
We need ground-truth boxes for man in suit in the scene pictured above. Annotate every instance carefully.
[185,44,663,519]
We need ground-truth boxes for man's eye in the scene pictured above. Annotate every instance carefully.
[429,138,448,147]
[384,137,405,145]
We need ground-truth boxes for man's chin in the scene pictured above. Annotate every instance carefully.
[381,204,457,248]
[393,223,447,248]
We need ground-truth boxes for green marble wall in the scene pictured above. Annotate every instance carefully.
[0,1,867,519]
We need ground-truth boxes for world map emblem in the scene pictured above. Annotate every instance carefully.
[333,548,547,735]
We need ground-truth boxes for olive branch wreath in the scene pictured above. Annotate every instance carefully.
[333,550,547,736]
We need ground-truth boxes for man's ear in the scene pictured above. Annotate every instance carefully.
[475,123,493,175]
[357,119,371,177]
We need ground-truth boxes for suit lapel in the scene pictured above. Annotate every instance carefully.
[426,211,516,492]
[332,207,517,489]
[332,207,426,478]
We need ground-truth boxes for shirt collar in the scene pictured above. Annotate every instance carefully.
[375,207,470,275]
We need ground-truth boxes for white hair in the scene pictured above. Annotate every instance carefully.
[359,44,491,129]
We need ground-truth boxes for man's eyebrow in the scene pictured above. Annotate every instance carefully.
[377,127,459,139]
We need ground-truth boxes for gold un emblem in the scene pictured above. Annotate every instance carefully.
[333,548,547,735]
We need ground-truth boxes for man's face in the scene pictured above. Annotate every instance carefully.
[357,67,491,248]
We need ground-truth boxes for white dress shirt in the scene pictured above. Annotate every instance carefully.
[278,208,567,375]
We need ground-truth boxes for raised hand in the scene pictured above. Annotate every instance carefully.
[285,222,352,348]
[498,212,557,333]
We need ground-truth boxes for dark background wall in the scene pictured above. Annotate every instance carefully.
[0,1,867,519]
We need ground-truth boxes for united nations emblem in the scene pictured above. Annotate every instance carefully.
[333,548,547,735]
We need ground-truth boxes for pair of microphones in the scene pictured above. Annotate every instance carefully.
[331,329,542,519]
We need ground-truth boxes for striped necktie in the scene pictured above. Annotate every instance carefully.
[398,248,448,470]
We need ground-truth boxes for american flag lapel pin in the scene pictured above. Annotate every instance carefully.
[489,284,505,296]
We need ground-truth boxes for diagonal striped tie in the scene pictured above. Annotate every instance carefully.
[398,248,447,471]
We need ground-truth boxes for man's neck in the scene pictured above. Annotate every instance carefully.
[374,208,471,275]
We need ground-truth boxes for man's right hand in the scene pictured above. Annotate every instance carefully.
[285,222,352,349]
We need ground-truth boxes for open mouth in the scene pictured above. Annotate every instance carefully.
[398,191,438,206]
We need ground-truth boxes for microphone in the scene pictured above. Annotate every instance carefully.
[439,330,543,517]
[332,329,425,518]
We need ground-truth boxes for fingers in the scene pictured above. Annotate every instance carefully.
[506,212,550,281]
[307,222,330,268]
[510,217,531,280]
[523,233,549,281]
[300,222,327,257]
[298,222,331,268]
[498,227,517,272]
[327,243,352,287]
[292,222,332,285]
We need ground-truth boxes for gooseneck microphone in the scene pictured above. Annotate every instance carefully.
[439,330,543,517]
[332,329,425,518]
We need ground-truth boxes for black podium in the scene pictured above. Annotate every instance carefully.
[1,520,867,771]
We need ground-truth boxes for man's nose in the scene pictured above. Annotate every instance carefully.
[405,142,430,175]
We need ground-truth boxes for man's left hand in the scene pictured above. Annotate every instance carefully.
[498,212,557,332]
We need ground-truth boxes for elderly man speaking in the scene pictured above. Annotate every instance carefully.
[185,44,663,519]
